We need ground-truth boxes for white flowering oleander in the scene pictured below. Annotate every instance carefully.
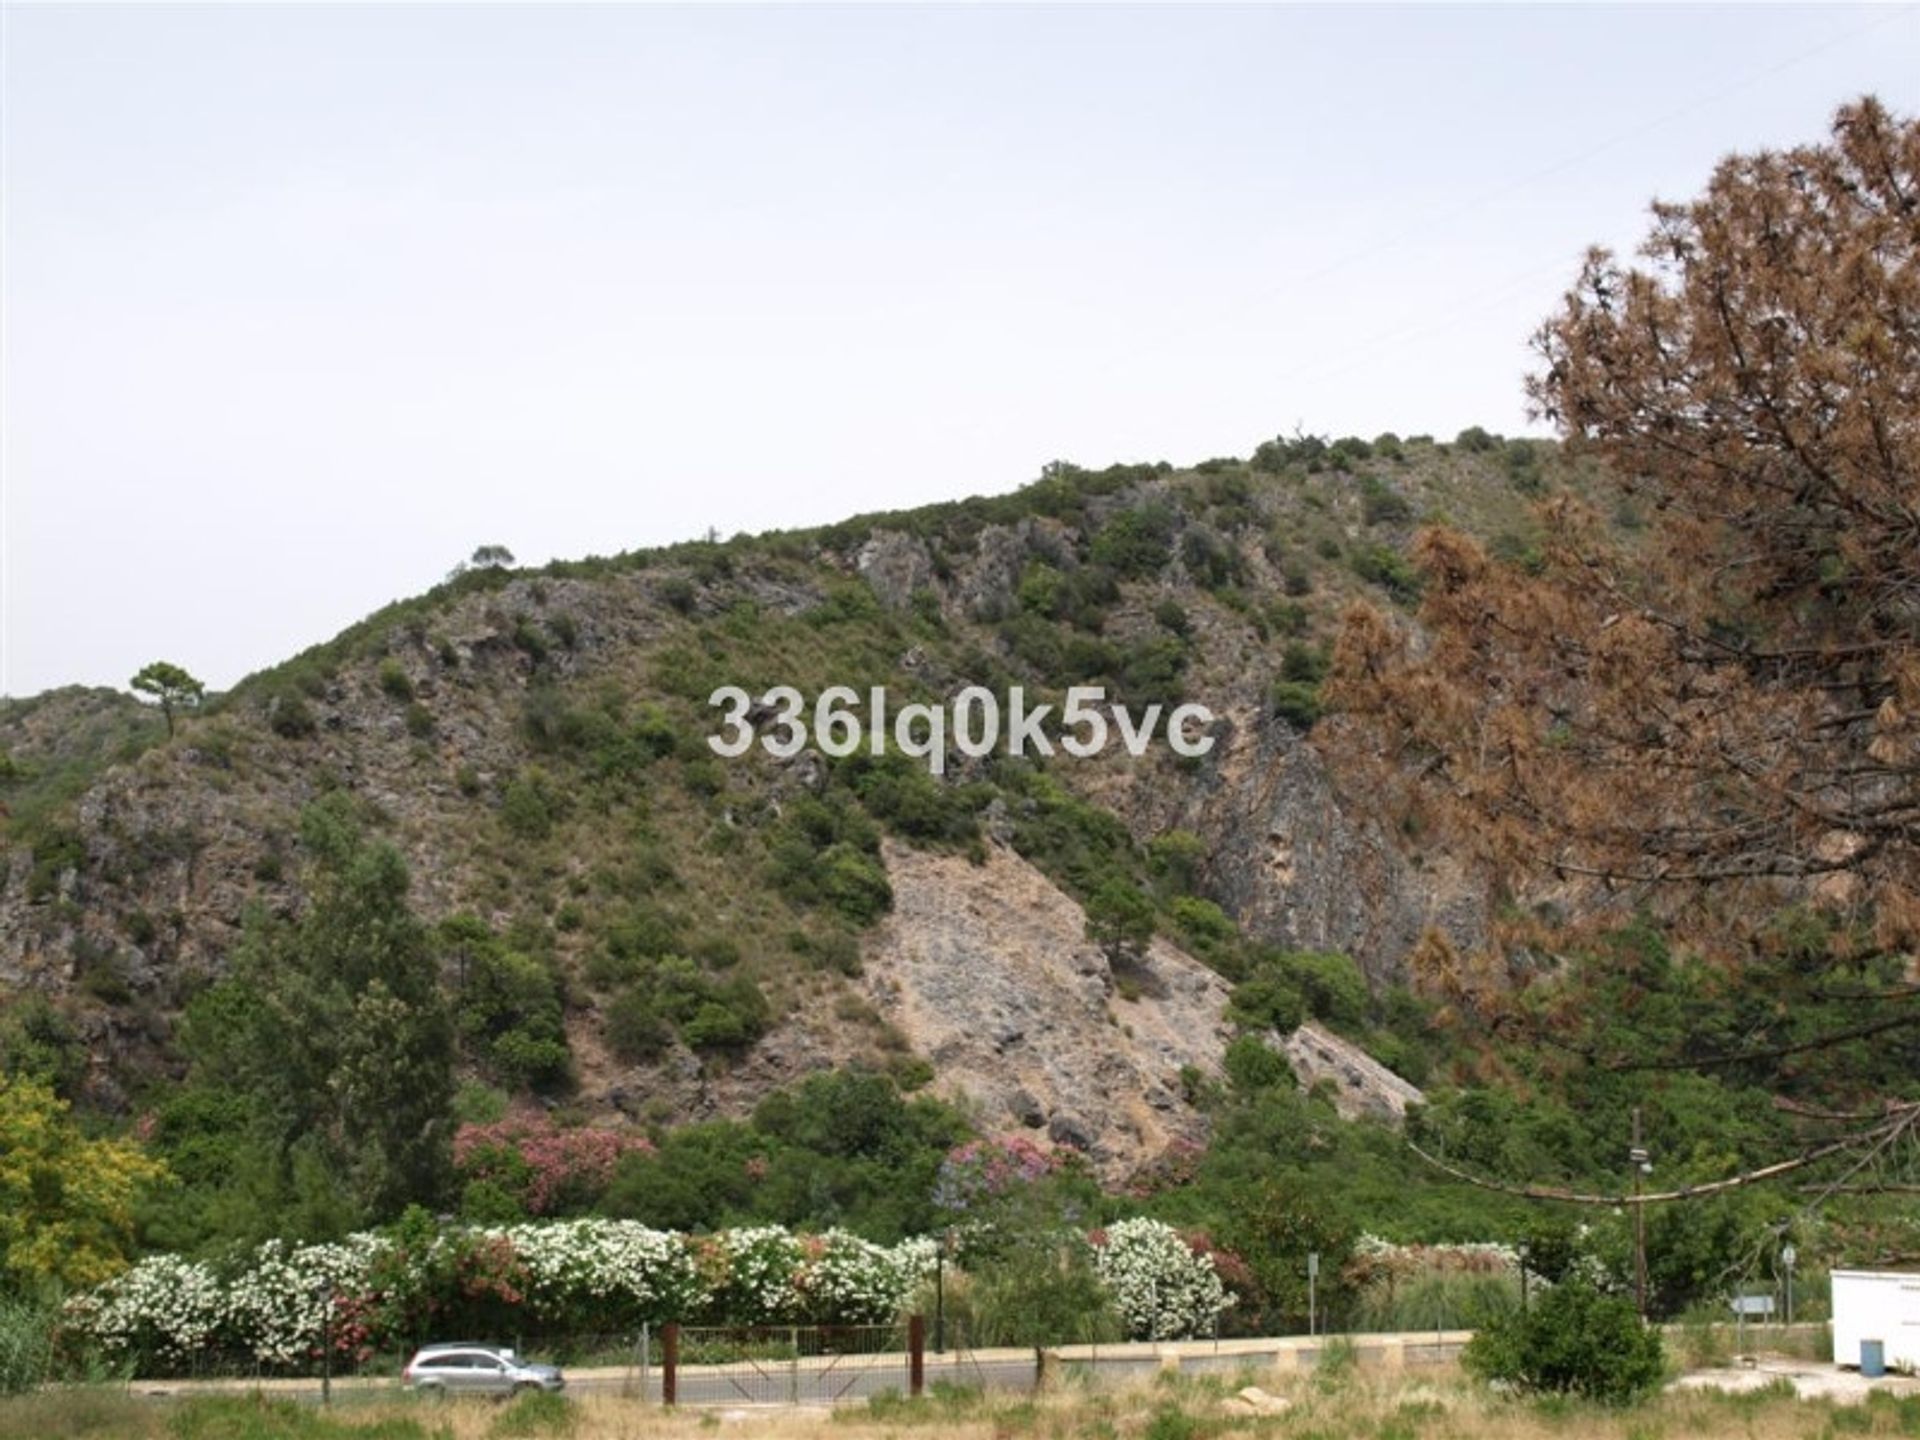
[495,1220,703,1325]
[66,1253,227,1365]
[795,1229,918,1325]
[225,1235,391,1366]
[889,1235,939,1286]
[1092,1218,1228,1341]
[64,1220,1031,1374]
[703,1224,806,1324]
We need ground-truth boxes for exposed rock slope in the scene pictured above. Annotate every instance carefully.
[864,839,1231,1176]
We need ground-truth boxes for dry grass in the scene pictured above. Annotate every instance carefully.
[8,1363,1920,1440]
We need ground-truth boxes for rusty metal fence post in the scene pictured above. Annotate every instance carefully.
[908,1314,925,1397]
[662,1323,679,1406]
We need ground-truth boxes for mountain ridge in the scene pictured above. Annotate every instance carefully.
[0,429,1601,1177]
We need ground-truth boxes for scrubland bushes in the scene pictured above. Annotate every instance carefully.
[1463,1280,1664,1403]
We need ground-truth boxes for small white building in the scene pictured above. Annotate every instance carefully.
[1831,1270,1920,1371]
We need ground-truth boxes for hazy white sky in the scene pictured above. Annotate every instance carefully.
[4,4,1917,699]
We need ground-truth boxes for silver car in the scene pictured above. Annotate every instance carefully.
[402,1342,565,1397]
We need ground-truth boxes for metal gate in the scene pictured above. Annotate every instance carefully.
[658,1319,925,1405]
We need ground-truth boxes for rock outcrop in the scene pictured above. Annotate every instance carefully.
[863,839,1232,1178]
[1275,1021,1426,1125]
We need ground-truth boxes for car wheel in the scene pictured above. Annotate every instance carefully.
[417,1383,446,1401]
[512,1382,539,1395]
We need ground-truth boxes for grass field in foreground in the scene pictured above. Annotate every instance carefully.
[5,1366,1919,1440]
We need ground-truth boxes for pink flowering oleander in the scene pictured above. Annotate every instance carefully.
[933,1135,1060,1210]
[453,1112,655,1215]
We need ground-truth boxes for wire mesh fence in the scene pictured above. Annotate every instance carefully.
[653,1321,923,1405]
[88,1316,1500,1404]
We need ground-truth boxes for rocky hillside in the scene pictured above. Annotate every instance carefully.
[0,429,1611,1179]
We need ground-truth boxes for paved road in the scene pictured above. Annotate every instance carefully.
[129,1355,1041,1408]
[122,1329,1496,1408]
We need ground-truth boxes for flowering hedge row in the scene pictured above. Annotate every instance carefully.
[66,1213,1239,1373]
[65,1221,935,1375]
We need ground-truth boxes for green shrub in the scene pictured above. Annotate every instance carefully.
[1352,1268,1521,1332]
[1503,439,1543,493]
[659,576,697,614]
[377,659,414,702]
[767,795,892,925]
[1090,505,1178,579]
[1116,636,1188,708]
[1146,830,1206,894]
[1359,476,1412,526]
[1223,1035,1291,1091]
[807,579,884,627]
[1180,529,1243,590]
[266,692,317,739]
[1168,896,1236,958]
[24,830,85,903]
[1490,531,1545,574]
[846,754,984,846]
[1462,1279,1664,1404]
[501,774,557,840]
[631,705,679,761]
[1350,544,1422,603]
[815,843,893,926]
[1270,681,1322,731]
[1017,562,1066,617]
[511,616,550,664]
[0,995,87,1096]
[1227,970,1305,1033]
[680,993,764,1052]
[1229,950,1369,1033]
[1279,950,1369,1028]
[1280,641,1328,684]
[605,987,672,1062]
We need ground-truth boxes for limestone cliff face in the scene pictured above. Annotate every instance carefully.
[862,839,1231,1178]
[1183,709,1485,985]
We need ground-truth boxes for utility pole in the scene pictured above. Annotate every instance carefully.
[1307,1252,1319,1338]
[1629,1108,1649,1320]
